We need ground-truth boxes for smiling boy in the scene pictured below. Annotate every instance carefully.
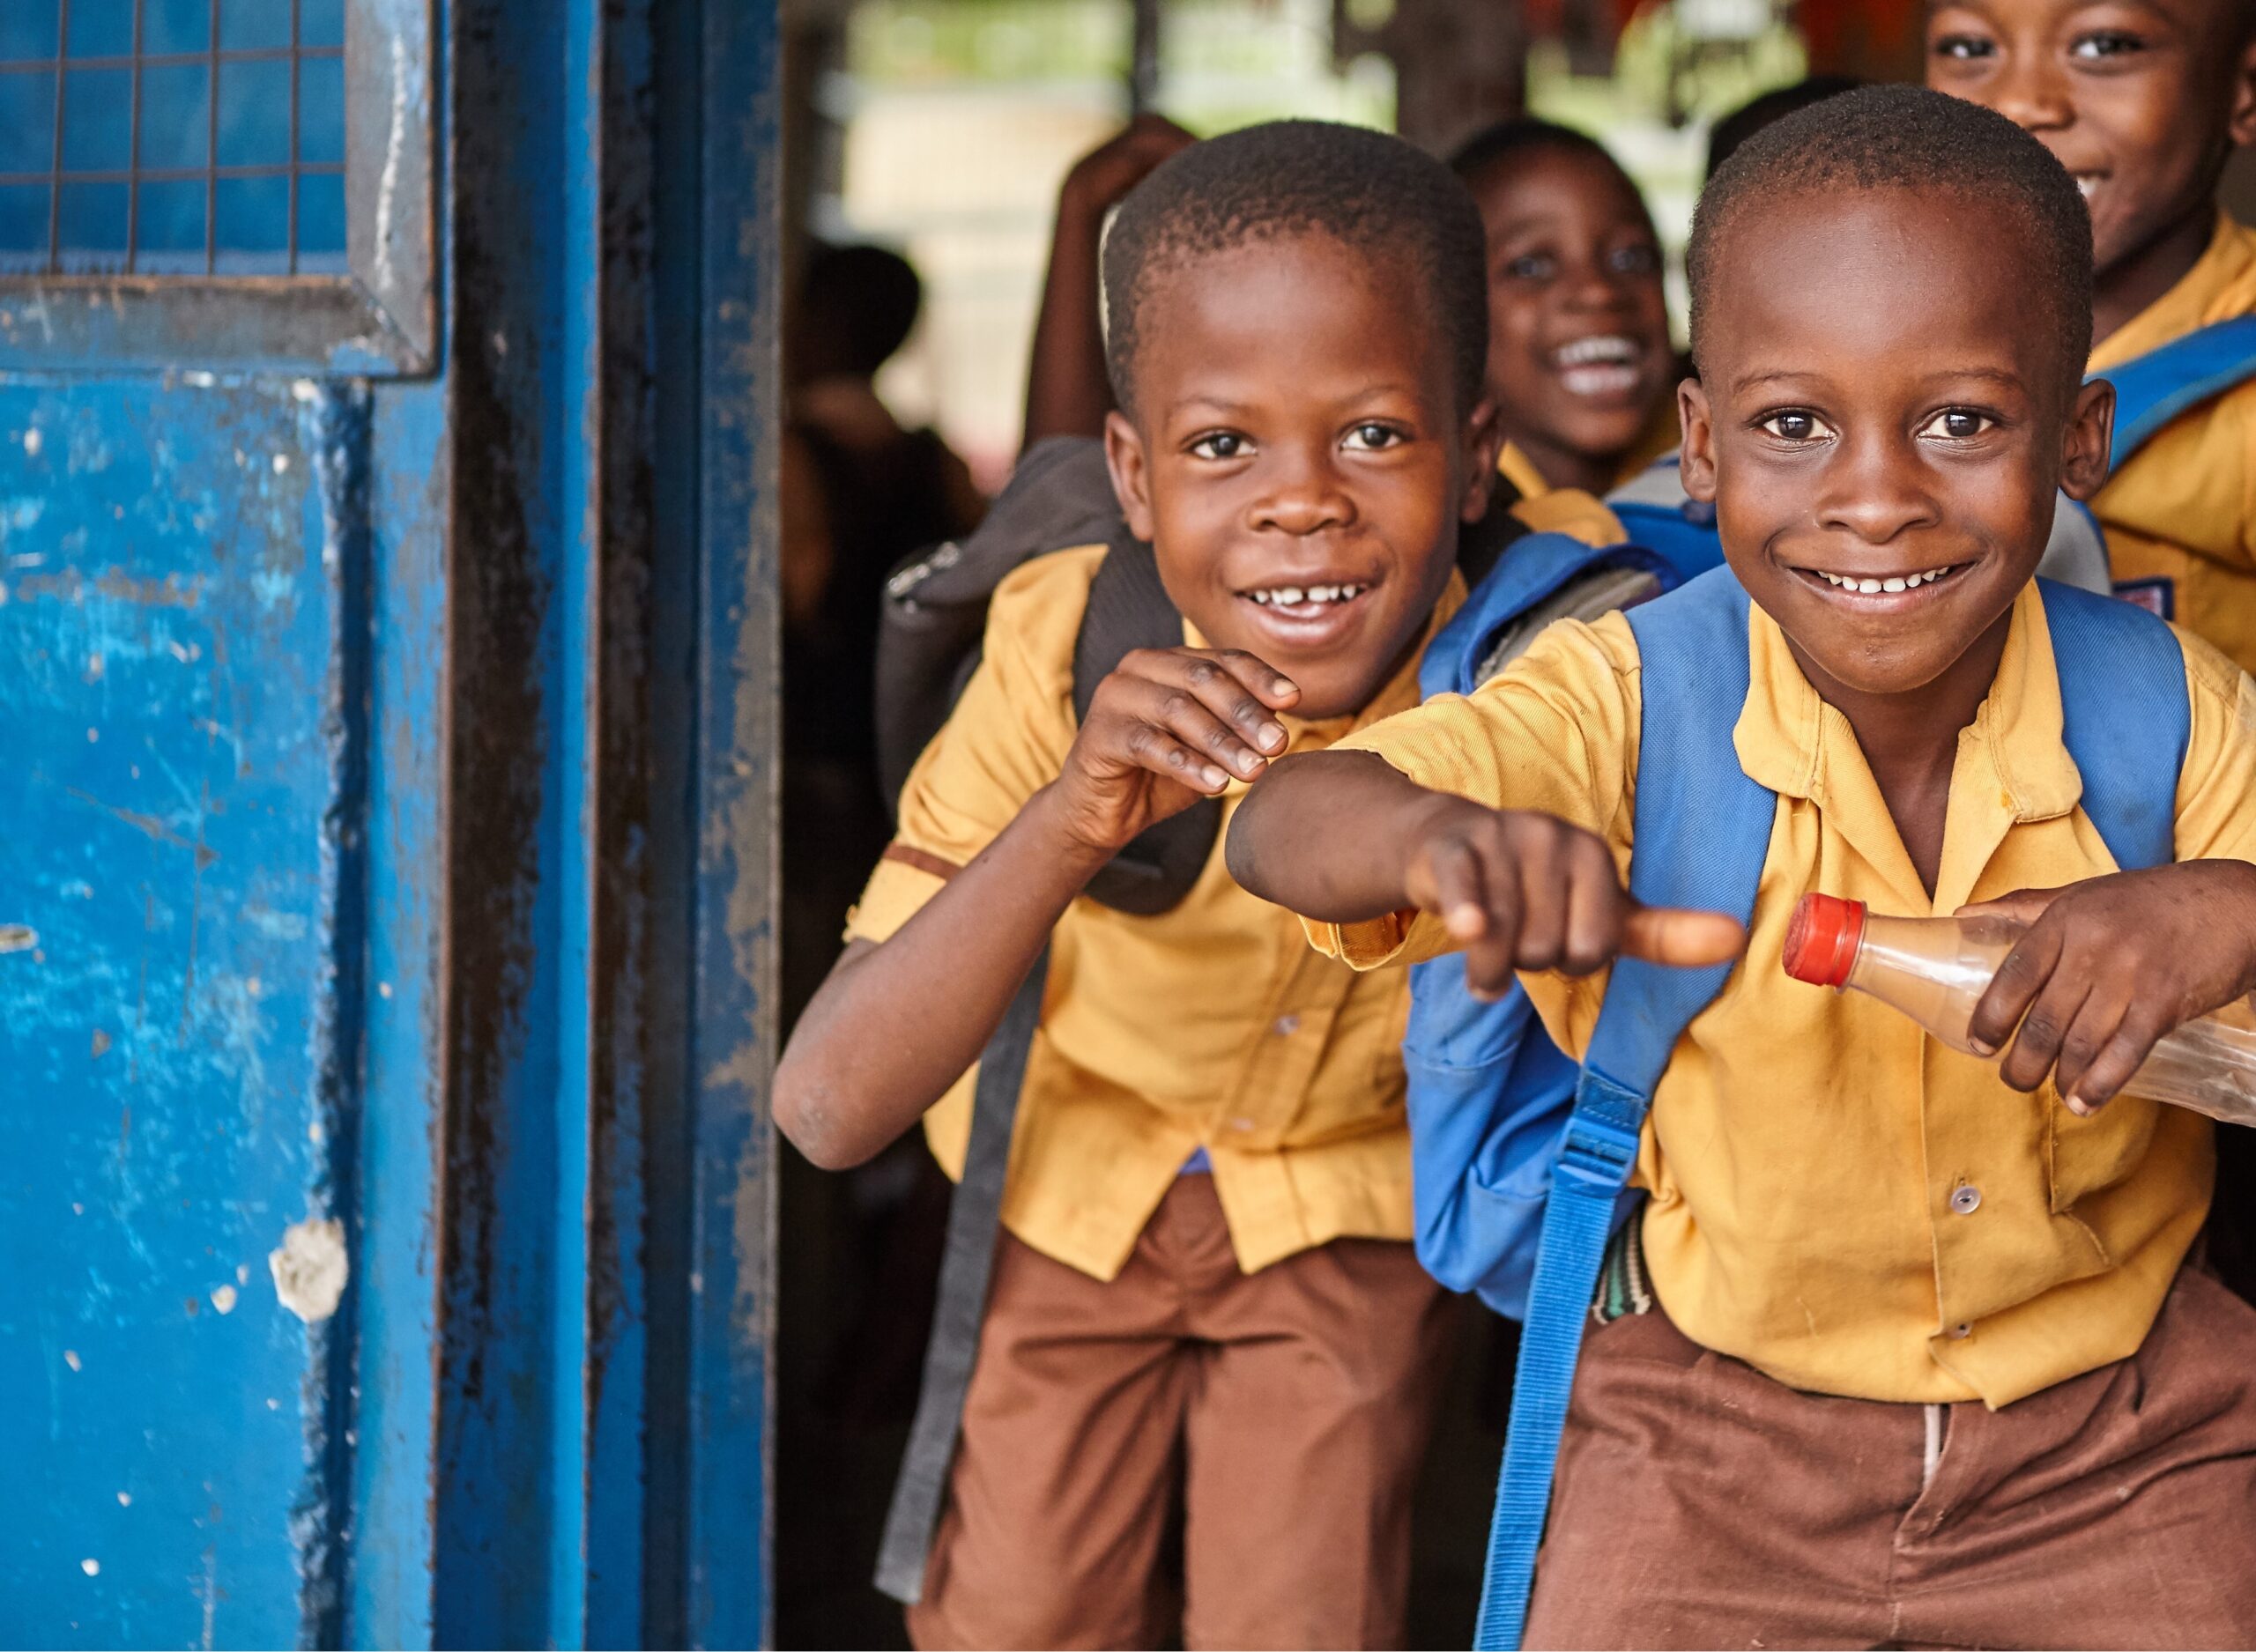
[1929,0,2256,668]
[776,122,1499,1648]
[1450,121,1679,507]
[1231,88,2256,1646]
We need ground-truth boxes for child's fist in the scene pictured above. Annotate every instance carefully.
[1402,800,1746,998]
[1050,648,1299,856]
[1059,115,1197,219]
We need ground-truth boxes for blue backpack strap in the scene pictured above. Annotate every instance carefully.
[2098,314,2256,472]
[1474,567,1776,1650]
[1604,459,1729,589]
[2039,578,2190,871]
[1424,530,1680,699]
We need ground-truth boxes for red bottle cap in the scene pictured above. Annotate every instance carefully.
[1783,893,1866,988]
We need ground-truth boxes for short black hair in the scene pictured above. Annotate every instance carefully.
[798,243,923,378]
[1449,116,1623,189]
[1705,75,1861,178]
[1101,120,1488,418]
[1687,85,2091,388]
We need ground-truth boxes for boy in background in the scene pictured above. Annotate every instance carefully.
[1930,0,2256,665]
[1449,121,1679,507]
[777,122,1500,1649]
[1231,89,2256,1646]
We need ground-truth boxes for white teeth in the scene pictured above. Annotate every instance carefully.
[1247,582,1367,608]
[1561,365,1639,397]
[1816,567,1955,591]
[2074,176,2098,199]
[1556,335,1637,366]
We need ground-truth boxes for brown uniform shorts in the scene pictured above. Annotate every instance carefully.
[1525,1264,2256,1650]
[905,1174,1456,1651]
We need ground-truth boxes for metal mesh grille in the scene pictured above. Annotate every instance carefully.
[0,0,346,277]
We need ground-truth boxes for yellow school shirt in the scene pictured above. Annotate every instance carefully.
[1310,582,2256,1405]
[2089,212,2256,676]
[1495,398,1681,507]
[846,544,1466,1280]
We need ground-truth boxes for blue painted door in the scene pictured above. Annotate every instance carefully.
[0,379,383,1648]
[0,0,777,1645]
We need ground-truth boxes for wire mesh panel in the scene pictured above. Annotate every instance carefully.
[0,0,346,276]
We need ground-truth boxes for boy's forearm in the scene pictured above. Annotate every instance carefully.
[774,787,1109,1168]
[1227,750,1453,922]
[1021,200,1112,448]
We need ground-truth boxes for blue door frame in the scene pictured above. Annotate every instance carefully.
[0,0,778,1644]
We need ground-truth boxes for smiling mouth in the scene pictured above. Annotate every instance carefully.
[1238,581,1373,626]
[1554,335,1644,398]
[1797,561,1970,596]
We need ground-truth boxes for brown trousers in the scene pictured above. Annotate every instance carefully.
[1525,1266,2256,1650]
[905,1175,1455,1651]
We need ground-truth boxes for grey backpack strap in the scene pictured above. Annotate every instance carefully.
[873,945,1050,1605]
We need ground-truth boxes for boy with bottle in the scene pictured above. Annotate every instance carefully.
[1229,88,2256,1646]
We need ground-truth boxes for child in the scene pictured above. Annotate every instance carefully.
[776,122,1500,1649]
[1230,87,2256,1646]
[1449,121,1678,506]
[1929,0,2256,670]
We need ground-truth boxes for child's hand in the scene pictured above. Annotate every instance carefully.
[1963,862,2256,1113]
[1401,799,1747,998]
[1059,115,1197,221]
[1049,648,1300,856]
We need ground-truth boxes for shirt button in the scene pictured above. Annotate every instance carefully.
[1950,1184,1983,1215]
[1272,1014,1300,1037]
[1229,1117,1257,1132]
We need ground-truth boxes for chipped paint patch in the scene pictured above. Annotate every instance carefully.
[0,923,35,953]
[269,1217,348,1322]
[210,1284,238,1315]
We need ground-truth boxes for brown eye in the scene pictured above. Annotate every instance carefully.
[1758,410,1829,441]
[1919,409,1994,441]
[1932,33,1993,59]
[2070,30,2144,57]
[1190,432,1249,460]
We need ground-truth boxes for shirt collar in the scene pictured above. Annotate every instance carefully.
[2089,211,2256,374]
[1496,441,1553,502]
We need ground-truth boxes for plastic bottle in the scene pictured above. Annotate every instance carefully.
[1782,893,2256,1128]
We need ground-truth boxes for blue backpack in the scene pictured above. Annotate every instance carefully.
[1431,566,2193,1650]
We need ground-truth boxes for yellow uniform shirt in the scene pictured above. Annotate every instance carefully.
[847,544,1466,1280]
[2089,213,2256,676]
[1311,582,2256,1405]
[1495,397,1681,507]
